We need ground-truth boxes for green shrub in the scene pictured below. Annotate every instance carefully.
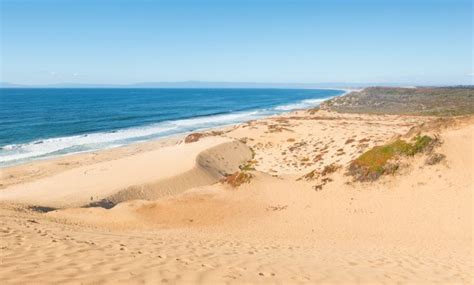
[412,135,433,153]
[349,135,436,181]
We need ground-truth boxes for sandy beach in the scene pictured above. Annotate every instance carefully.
[1,100,473,284]
[2,0,472,281]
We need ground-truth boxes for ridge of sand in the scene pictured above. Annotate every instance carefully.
[0,137,252,208]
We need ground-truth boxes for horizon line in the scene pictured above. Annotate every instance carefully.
[1,81,470,89]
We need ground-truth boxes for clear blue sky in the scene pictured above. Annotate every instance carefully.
[0,0,472,85]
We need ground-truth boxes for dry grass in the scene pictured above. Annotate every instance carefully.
[298,169,320,181]
[239,160,257,171]
[321,163,341,176]
[184,133,205,143]
[425,153,446,165]
[297,163,341,182]
[222,171,253,188]
[184,131,224,143]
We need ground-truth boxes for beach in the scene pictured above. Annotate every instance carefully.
[1,89,473,284]
[2,0,472,282]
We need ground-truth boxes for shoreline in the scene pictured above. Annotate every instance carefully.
[0,104,439,198]
[0,89,348,168]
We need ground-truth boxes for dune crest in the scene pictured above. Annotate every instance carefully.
[0,138,252,209]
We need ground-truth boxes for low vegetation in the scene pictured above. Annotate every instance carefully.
[298,169,319,181]
[223,153,257,187]
[345,138,355,144]
[222,171,253,188]
[425,153,446,165]
[184,131,224,143]
[267,124,293,133]
[297,163,341,192]
[313,177,333,191]
[348,135,438,181]
[321,163,341,176]
[239,160,257,171]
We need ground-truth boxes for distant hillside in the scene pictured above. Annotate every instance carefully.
[320,86,474,116]
[0,82,26,88]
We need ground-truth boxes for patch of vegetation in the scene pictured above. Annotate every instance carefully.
[267,124,284,133]
[321,163,341,176]
[184,131,224,143]
[298,169,320,181]
[184,132,204,143]
[412,135,434,153]
[425,153,446,165]
[239,160,257,171]
[27,205,57,213]
[266,205,288,211]
[222,171,253,188]
[345,138,355,144]
[313,177,333,191]
[348,135,438,181]
[297,163,341,183]
[313,184,323,191]
[249,147,256,159]
[288,141,307,152]
[87,199,116,209]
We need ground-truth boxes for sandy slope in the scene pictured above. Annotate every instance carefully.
[0,111,472,284]
[0,138,251,208]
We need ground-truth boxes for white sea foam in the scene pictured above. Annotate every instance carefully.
[0,110,265,166]
[0,95,337,166]
[274,98,328,111]
[0,125,178,164]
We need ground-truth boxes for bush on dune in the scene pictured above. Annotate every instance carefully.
[348,135,438,181]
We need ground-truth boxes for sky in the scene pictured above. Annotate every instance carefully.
[0,0,472,86]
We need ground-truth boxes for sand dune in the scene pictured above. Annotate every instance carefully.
[0,111,472,284]
[0,138,251,208]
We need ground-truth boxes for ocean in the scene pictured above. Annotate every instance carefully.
[0,88,343,166]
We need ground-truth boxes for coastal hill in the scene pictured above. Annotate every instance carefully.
[321,86,474,116]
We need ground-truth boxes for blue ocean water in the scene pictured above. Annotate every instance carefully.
[0,88,344,166]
